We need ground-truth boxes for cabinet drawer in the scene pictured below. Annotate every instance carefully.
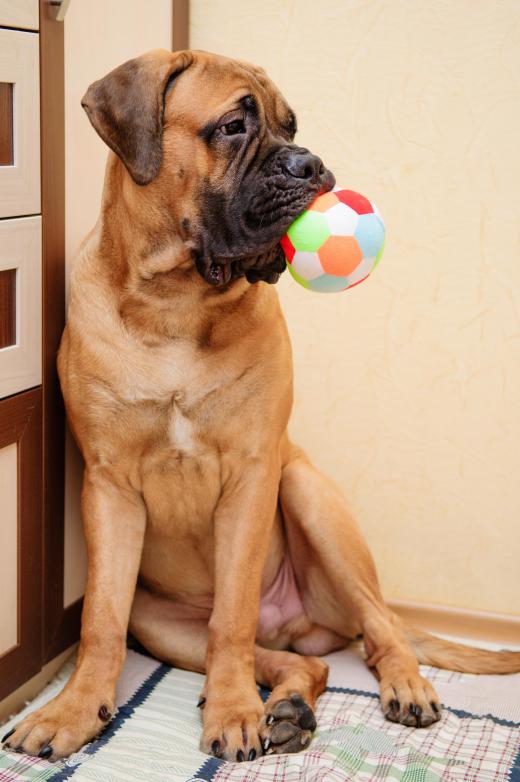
[0,0,39,30]
[0,28,40,218]
[0,216,41,398]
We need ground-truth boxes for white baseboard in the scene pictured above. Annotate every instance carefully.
[389,599,520,648]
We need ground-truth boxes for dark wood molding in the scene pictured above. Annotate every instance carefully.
[172,0,189,50]
[0,268,16,348]
[0,81,14,165]
[39,0,81,663]
[0,389,42,701]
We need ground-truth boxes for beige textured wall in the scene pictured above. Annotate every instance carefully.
[62,0,172,606]
[191,0,520,616]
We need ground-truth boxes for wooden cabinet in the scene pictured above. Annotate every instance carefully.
[0,2,72,700]
[0,0,188,706]
[0,390,41,700]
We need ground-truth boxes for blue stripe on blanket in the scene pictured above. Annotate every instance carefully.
[51,662,171,782]
[509,744,520,782]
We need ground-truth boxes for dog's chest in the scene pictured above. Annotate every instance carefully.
[168,401,195,452]
[125,341,230,458]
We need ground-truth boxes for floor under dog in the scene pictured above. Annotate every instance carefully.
[1,636,519,782]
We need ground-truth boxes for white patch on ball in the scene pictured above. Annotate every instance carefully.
[291,251,324,281]
[325,202,358,236]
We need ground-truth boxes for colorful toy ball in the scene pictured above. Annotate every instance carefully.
[280,188,385,293]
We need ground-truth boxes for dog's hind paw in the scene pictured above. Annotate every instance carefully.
[260,693,316,754]
[381,673,442,728]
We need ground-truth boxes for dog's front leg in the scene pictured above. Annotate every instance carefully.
[201,458,280,763]
[3,468,146,760]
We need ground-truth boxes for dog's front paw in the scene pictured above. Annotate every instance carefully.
[2,689,114,761]
[200,686,264,762]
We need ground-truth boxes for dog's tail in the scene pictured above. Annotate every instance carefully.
[401,620,520,675]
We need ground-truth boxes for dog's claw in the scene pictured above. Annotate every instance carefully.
[98,704,111,722]
[38,745,53,760]
[211,739,221,757]
[236,749,245,762]
[197,696,206,709]
[1,728,14,744]
[248,748,256,760]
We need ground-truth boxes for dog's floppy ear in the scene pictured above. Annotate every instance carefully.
[81,49,193,186]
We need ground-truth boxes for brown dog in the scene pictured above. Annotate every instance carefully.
[4,49,519,763]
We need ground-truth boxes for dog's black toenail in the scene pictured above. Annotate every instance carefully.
[38,745,53,760]
[2,728,15,743]
[409,703,422,726]
[266,714,275,725]
[431,701,439,713]
[263,737,271,751]
[211,739,221,756]
[98,704,111,722]
[236,749,245,762]
[298,704,316,731]
[248,748,256,761]
[389,699,400,713]
[196,696,206,709]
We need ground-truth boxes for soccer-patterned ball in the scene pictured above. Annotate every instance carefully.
[280,188,385,293]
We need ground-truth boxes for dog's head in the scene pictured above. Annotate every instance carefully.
[82,49,335,287]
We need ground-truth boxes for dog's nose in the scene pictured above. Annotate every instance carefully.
[283,149,325,181]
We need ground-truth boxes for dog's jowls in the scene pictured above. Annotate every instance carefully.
[4,49,519,763]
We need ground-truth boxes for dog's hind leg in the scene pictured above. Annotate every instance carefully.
[130,587,329,757]
[279,446,442,728]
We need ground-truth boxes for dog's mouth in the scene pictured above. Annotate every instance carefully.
[196,166,336,288]
[201,244,288,287]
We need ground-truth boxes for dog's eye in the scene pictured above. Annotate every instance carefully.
[220,119,246,136]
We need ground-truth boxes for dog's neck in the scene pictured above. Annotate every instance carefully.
[92,157,259,347]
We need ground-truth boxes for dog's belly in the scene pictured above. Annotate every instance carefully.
[137,449,300,640]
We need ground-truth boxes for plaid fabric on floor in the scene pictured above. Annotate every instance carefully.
[1,648,519,782]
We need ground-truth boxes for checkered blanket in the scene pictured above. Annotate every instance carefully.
[1,647,519,781]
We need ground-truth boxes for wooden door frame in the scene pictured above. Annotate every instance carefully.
[40,0,191,664]
[172,0,189,50]
[40,0,80,663]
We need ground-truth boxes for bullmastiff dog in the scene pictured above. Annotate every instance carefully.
[4,49,519,763]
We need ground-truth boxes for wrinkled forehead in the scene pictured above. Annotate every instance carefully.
[165,51,293,131]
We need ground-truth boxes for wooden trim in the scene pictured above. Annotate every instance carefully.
[0,268,16,348]
[172,0,189,50]
[0,80,13,165]
[389,599,520,647]
[0,388,42,701]
[39,0,80,662]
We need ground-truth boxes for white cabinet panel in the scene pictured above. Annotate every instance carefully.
[0,29,40,218]
[0,0,39,30]
[0,216,41,398]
